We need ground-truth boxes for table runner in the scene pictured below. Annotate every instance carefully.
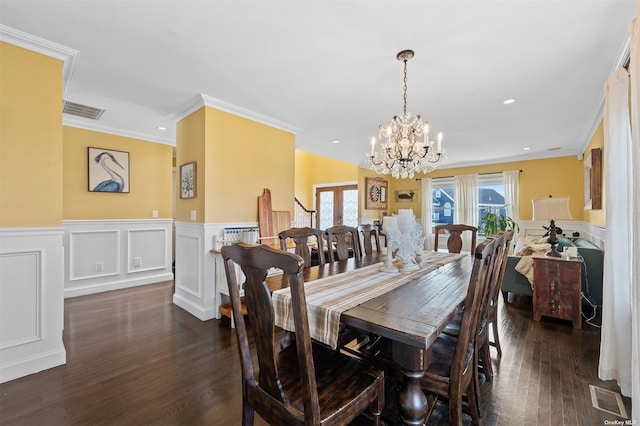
[272,251,465,349]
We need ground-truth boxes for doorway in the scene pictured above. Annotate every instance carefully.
[315,184,358,229]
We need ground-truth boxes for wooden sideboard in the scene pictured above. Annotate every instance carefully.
[532,253,583,329]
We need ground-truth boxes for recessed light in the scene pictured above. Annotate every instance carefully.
[503,98,516,105]
[157,126,167,131]
[523,147,531,151]
[332,140,340,144]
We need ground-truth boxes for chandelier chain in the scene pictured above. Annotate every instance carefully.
[403,59,408,117]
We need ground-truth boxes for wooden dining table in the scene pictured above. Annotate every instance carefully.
[265,251,474,425]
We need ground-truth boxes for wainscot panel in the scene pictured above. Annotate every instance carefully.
[0,227,66,383]
[63,220,173,298]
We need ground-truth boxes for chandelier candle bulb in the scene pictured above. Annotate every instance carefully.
[371,137,375,155]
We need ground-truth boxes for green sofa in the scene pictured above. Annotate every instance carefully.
[501,237,604,306]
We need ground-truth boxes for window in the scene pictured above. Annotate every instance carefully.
[431,177,455,227]
[478,173,506,236]
[431,173,506,235]
[444,202,452,217]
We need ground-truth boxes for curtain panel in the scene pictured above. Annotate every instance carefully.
[503,170,521,253]
[454,174,479,251]
[420,178,435,250]
[598,67,633,397]
[629,12,639,418]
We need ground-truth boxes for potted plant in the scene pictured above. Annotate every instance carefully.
[480,207,519,236]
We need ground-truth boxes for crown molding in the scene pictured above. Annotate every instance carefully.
[63,116,174,145]
[0,24,79,95]
[172,93,302,134]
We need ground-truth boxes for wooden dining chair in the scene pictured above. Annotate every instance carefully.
[440,232,508,419]
[434,224,478,255]
[486,230,515,359]
[278,227,326,267]
[325,225,361,263]
[221,243,384,426]
[421,236,498,426]
[358,224,381,255]
[443,231,513,370]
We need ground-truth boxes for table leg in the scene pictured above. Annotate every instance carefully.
[397,367,428,425]
[393,342,429,425]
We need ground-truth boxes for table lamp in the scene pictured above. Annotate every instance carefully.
[532,196,573,257]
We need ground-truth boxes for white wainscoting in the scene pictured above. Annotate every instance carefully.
[63,220,174,298]
[0,227,66,383]
[173,221,258,321]
[516,220,605,248]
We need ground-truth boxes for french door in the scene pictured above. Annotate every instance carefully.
[315,184,358,229]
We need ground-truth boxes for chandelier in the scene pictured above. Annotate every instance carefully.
[367,49,445,179]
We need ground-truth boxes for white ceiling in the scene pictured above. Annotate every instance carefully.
[0,1,636,169]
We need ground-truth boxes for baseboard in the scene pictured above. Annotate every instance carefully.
[0,347,66,384]
[172,293,217,321]
[64,273,174,298]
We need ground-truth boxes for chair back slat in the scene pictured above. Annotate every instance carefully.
[325,225,361,262]
[278,227,326,267]
[488,230,515,308]
[358,224,381,255]
[434,224,478,255]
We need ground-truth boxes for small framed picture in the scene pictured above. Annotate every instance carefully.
[583,148,601,210]
[88,147,130,193]
[395,189,418,203]
[180,162,196,199]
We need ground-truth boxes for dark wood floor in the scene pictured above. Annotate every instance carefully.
[0,281,631,425]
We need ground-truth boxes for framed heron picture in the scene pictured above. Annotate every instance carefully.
[180,161,196,199]
[88,147,130,193]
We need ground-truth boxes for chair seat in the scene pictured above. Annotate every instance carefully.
[423,333,474,381]
[275,342,384,423]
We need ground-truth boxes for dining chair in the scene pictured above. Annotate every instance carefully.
[440,232,509,419]
[358,224,382,255]
[486,230,515,359]
[220,243,384,426]
[278,227,326,267]
[325,225,362,263]
[434,224,478,255]
[421,236,498,426]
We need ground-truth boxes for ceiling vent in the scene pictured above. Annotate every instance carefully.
[63,100,105,120]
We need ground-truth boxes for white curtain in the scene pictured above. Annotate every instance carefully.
[421,178,435,250]
[454,174,479,251]
[629,13,639,418]
[598,68,633,396]
[503,170,521,253]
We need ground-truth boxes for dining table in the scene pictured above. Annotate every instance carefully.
[265,250,474,425]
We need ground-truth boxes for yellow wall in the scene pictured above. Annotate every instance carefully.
[355,156,585,222]
[294,150,358,208]
[582,121,606,226]
[0,42,63,227]
[294,150,313,207]
[176,107,296,223]
[175,108,206,222]
[63,126,173,220]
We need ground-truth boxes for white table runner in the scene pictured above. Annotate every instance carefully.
[272,251,466,348]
